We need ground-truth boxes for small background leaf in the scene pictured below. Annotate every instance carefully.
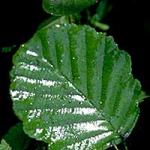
[42,0,97,16]
[1,45,16,53]
[90,0,111,30]
[3,123,31,150]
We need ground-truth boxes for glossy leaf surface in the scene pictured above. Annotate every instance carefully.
[10,24,145,150]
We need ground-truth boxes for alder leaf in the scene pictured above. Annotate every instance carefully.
[10,24,146,150]
[42,0,97,16]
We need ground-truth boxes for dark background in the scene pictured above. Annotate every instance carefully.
[0,0,149,149]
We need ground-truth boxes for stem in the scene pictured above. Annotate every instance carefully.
[113,144,119,150]
[91,20,109,30]
[123,141,128,150]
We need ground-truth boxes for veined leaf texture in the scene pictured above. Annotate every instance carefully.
[10,24,145,150]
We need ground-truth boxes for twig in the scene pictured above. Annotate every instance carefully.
[113,144,119,150]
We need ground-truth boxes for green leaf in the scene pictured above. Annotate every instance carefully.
[3,123,31,150]
[10,24,145,150]
[1,45,16,53]
[93,0,110,21]
[42,0,97,16]
[0,140,11,150]
[90,0,110,31]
